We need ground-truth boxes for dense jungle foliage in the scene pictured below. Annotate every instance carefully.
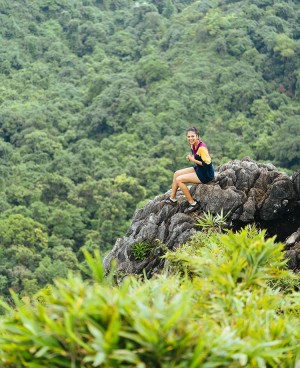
[0,0,299,297]
[1,227,300,367]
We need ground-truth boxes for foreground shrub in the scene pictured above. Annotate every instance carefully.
[0,227,300,367]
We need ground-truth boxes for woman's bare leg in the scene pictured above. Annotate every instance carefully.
[171,167,195,199]
[176,172,201,204]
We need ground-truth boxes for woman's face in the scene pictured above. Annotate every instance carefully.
[187,131,199,146]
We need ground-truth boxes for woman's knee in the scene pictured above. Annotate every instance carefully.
[175,175,185,185]
[173,170,182,179]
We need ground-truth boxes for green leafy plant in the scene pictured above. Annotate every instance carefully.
[0,232,300,367]
[131,241,153,260]
[165,226,291,288]
[195,209,228,231]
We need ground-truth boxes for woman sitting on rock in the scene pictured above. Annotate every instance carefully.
[165,127,215,213]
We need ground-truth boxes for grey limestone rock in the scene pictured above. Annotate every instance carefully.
[284,228,300,270]
[285,229,300,248]
[292,171,300,197]
[285,250,298,270]
[104,159,300,276]
[259,174,296,220]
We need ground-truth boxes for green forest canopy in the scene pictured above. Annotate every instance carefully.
[0,0,299,297]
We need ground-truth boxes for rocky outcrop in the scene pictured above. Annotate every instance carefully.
[285,229,300,270]
[104,158,300,277]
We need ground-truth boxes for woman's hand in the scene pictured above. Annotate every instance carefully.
[186,154,194,162]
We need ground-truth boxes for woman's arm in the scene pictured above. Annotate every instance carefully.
[187,154,202,166]
[197,147,211,165]
[187,147,211,166]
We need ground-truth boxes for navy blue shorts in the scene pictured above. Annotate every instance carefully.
[194,164,214,184]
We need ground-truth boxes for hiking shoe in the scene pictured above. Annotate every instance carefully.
[184,200,199,214]
[164,197,177,205]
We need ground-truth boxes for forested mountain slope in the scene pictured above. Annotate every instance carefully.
[0,0,299,297]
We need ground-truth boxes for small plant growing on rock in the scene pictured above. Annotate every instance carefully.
[131,241,153,260]
[195,209,228,231]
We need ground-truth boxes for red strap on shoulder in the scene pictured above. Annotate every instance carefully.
[192,141,207,156]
